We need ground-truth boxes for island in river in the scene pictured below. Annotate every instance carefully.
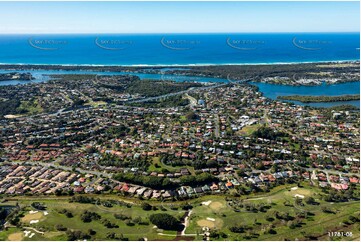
[278,94,360,103]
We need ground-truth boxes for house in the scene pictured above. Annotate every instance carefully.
[331,183,349,190]
[128,186,139,195]
[136,187,147,196]
[96,185,105,192]
[226,181,233,189]
[185,186,195,196]
[194,187,203,194]
[143,189,153,198]
[122,183,129,192]
[178,187,187,197]
[85,186,95,193]
[74,186,84,193]
[349,177,359,183]
[162,190,172,199]
[114,184,123,191]
[202,184,211,192]
[231,178,240,186]
[152,190,162,199]
[180,168,190,176]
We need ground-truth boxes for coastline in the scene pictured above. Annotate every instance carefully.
[0,59,359,69]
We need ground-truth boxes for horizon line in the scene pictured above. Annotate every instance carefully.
[0,31,360,35]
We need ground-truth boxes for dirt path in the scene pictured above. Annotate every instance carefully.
[181,210,193,236]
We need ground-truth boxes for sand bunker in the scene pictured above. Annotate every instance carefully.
[206,217,215,221]
[294,194,305,199]
[24,231,31,237]
[30,220,39,224]
[291,187,298,191]
[29,210,38,214]
[201,200,212,206]
[289,188,312,196]
[23,230,36,238]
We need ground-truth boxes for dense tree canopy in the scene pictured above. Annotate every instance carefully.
[149,213,180,230]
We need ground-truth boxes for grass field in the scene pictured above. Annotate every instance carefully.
[84,100,107,107]
[7,232,23,241]
[18,99,43,115]
[0,228,23,241]
[239,124,261,136]
[185,183,360,241]
[148,157,195,175]
[21,211,45,223]
[1,197,184,241]
[0,182,359,241]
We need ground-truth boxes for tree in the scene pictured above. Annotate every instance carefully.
[252,126,286,140]
[141,202,152,211]
[229,224,246,233]
[31,202,46,210]
[149,213,180,230]
[305,197,317,205]
[80,210,101,223]
[185,111,199,121]
[209,230,220,239]
[181,203,193,210]
[55,224,67,231]
[66,230,90,241]
[0,208,8,220]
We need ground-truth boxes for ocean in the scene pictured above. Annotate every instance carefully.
[0,33,359,65]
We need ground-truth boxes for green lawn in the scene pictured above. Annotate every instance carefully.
[148,157,195,175]
[185,182,360,241]
[0,182,359,241]
[18,99,43,115]
[0,227,23,241]
[239,124,261,136]
[1,197,182,241]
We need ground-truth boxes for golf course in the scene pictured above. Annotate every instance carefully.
[0,182,359,241]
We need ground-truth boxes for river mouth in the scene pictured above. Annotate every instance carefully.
[1,69,359,108]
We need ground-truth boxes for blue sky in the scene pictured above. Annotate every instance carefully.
[0,1,359,33]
